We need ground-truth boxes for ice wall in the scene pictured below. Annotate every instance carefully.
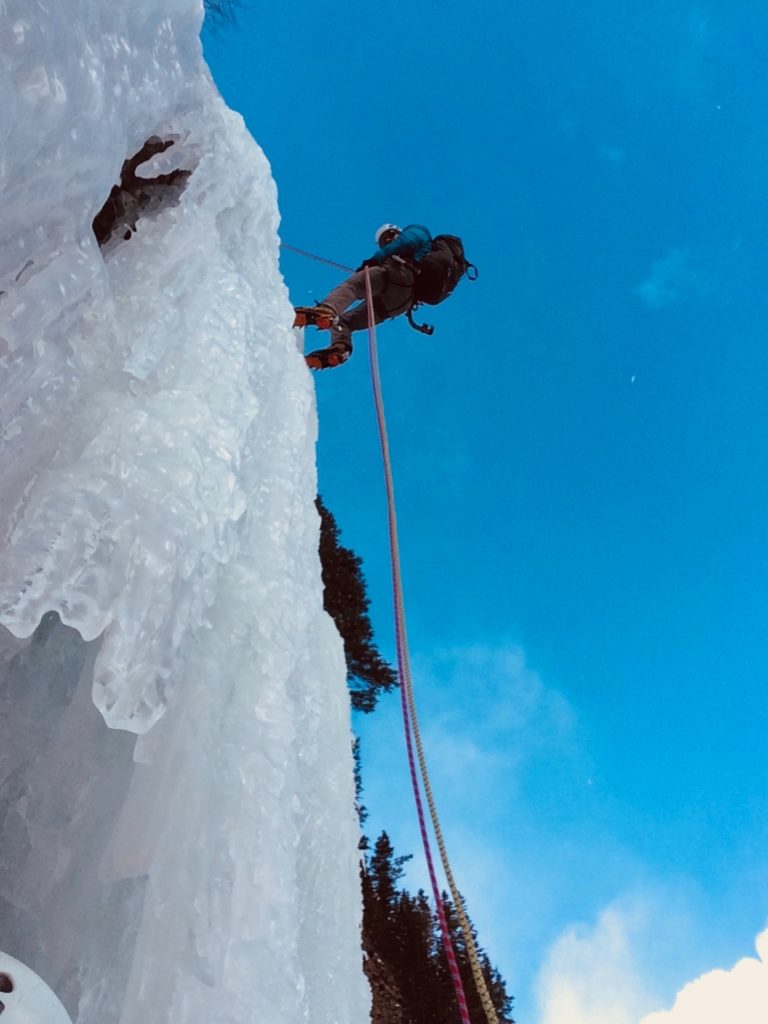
[0,2,370,1021]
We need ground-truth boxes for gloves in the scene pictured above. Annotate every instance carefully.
[355,258,379,273]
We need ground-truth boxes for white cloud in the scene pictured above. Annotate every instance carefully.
[413,643,581,799]
[535,903,658,1024]
[633,248,706,309]
[536,899,768,1024]
[640,927,768,1024]
[417,643,575,740]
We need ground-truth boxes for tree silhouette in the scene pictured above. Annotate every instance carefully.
[362,832,515,1024]
[316,496,398,712]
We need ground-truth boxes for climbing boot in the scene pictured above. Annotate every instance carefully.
[305,342,351,370]
[293,303,338,330]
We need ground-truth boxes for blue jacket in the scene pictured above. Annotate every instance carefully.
[371,224,433,264]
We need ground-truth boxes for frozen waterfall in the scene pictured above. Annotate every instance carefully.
[0,1,370,1021]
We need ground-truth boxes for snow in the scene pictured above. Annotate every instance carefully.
[0,1,369,1022]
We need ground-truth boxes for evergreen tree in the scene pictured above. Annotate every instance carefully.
[316,496,398,712]
[367,832,411,920]
[362,832,515,1024]
[436,893,515,1024]
[391,890,440,1024]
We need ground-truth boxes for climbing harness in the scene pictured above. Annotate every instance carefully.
[363,270,500,1024]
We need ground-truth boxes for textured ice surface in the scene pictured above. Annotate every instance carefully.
[0,2,369,1022]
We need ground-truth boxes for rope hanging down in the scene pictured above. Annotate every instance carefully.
[363,270,500,1024]
[284,240,499,1023]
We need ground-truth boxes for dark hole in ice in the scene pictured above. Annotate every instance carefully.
[92,136,192,248]
[0,974,11,993]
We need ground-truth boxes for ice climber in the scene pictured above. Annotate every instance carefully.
[294,224,476,370]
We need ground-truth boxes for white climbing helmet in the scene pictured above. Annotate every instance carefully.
[375,223,401,246]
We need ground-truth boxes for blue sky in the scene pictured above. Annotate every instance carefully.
[204,3,768,1019]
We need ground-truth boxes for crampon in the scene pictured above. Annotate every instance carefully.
[305,345,350,370]
[293,304,338,330]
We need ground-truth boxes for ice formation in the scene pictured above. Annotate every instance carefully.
[0,1,369,1021]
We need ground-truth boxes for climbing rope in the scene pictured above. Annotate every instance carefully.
[280,241,353,274]
[363,270,500,1024]
[284,241,500,1024]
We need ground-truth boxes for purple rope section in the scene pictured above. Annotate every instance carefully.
[363,270,472,1024]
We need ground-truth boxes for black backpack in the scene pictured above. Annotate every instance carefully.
[413,235,477,305]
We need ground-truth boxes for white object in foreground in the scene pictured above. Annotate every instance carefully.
[0,953,73,1024]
